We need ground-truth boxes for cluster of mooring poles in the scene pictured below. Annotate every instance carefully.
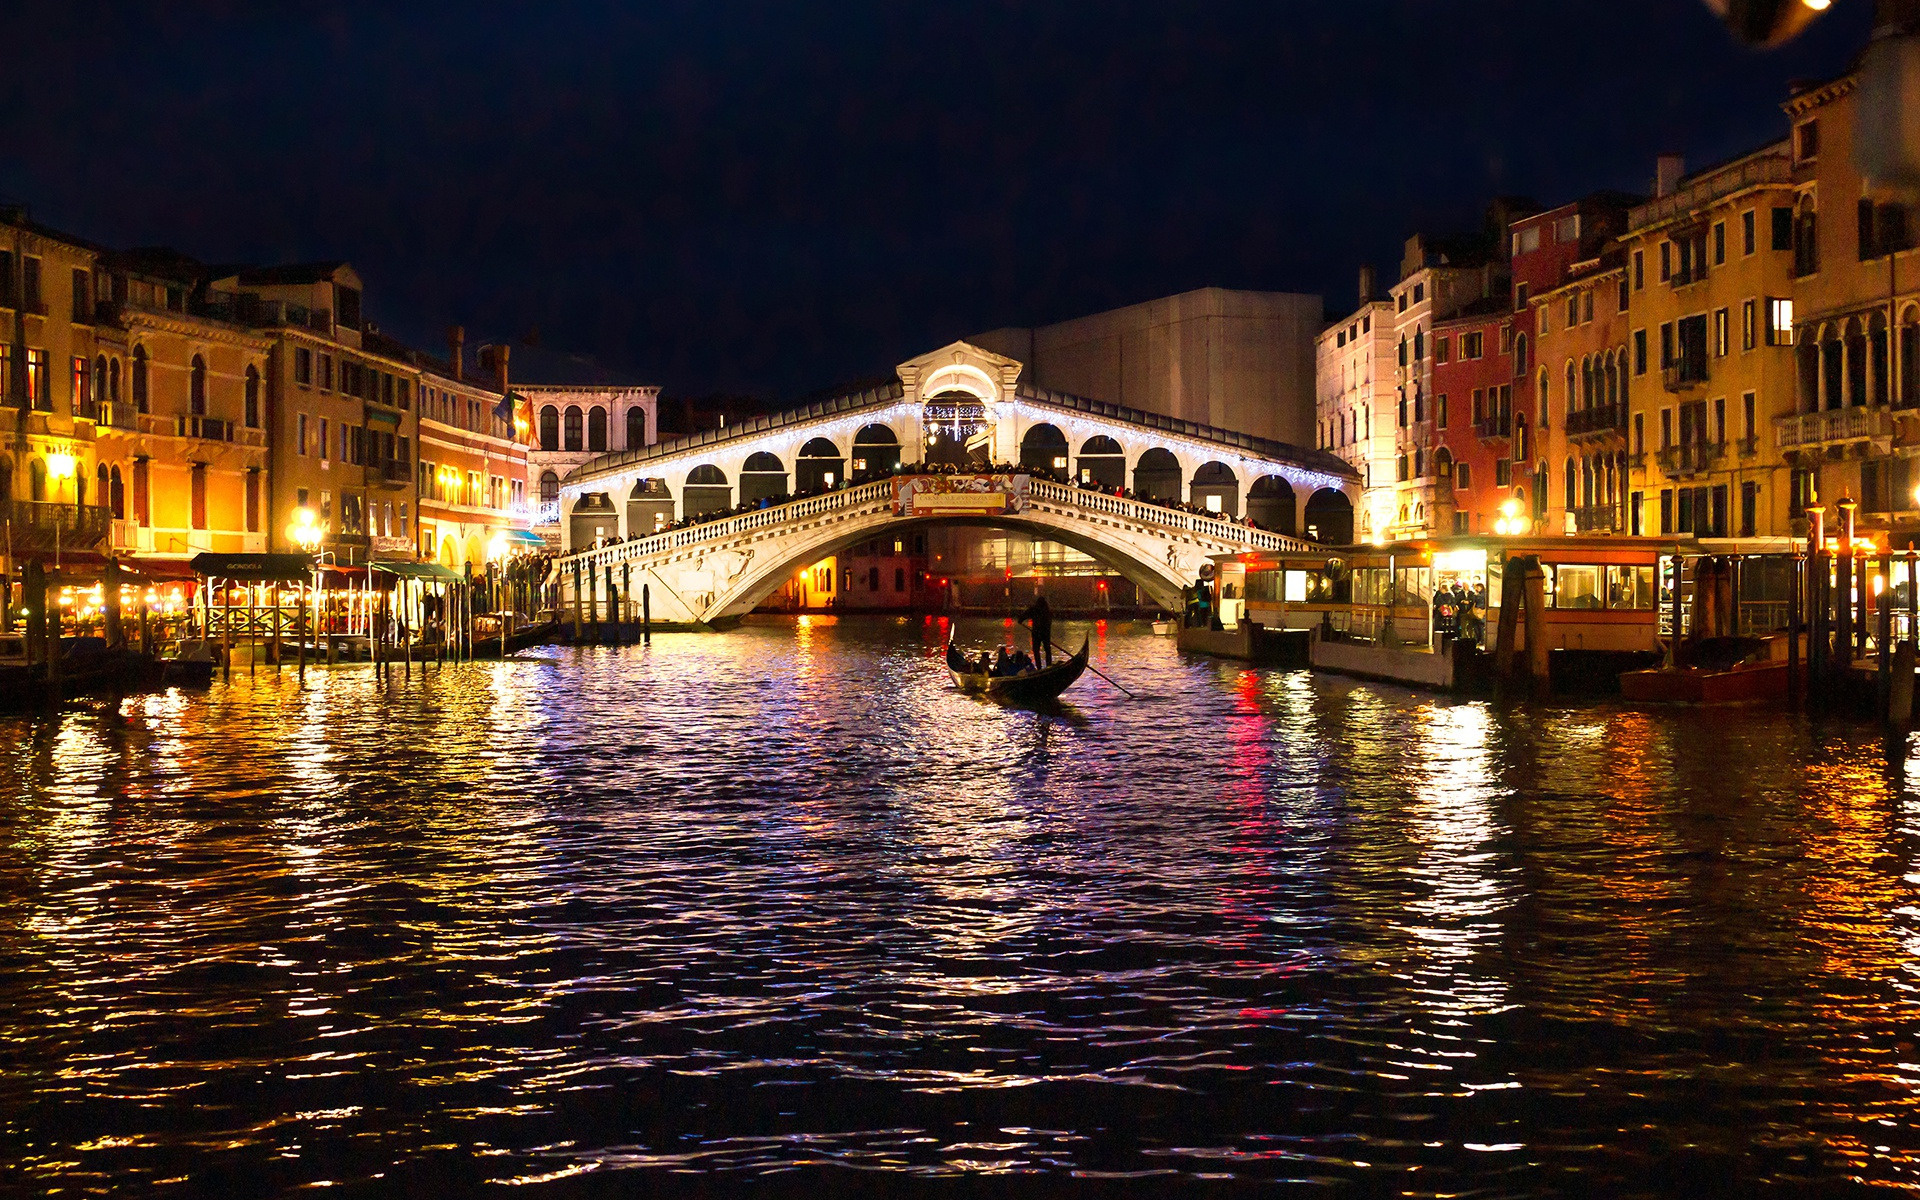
[565,555,653,646]
[1795,499,1920,726]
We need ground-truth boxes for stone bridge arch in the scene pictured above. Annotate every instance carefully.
[699,504,1206,621]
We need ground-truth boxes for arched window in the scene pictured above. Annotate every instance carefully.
[109,465,124,519]
[29,457,46,502]
[93,355,107,406]
[539,470,559,503]
[587,405,607,452]
[244,365,261,428]
[625,405,646,449]
[1565,361,1577,414]
[1538,367,1550,425]
[108,357,120,404]
[131,346,149,412]
[1565,457,1577,511]
[1514,332,1529,375]
[189,354,208,415]
[563,406,583,451]
[539,405,560,451]
[1514,415,1529,461]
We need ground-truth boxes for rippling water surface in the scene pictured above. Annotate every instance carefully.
[6,616,1920,1195]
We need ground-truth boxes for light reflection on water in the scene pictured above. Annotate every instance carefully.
[3,616,1920,1193]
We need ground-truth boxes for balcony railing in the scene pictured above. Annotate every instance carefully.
[1473,413,1512,441]
[366,459,412,487]
[1655,441,1727,477]
[1573,504,1621,533]
[1565,403,1626,439]
[2,501,111,554]
[1775,405,1893,449]
[1663,359,1709,393]
[178,414,231,442]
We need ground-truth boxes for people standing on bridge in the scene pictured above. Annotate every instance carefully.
[1020,594,1054,668]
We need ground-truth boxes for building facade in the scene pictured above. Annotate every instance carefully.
[414,340,536,571]
[1778,73,1920,538]
[1314,288,1397,541]
[524,384,660,545]
[1622,143,1802,541]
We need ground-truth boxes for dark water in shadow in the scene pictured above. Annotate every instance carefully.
[4,615,1920,1195]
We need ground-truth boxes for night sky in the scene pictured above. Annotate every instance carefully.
[2,1,1874,399]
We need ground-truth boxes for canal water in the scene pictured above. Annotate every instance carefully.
[4,617,1920,1195]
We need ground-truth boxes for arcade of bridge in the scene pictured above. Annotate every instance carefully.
[557,340,1359,552]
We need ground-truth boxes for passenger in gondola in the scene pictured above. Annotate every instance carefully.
[992,646,1010,676]
[1006,648,1033,675]
[975,650,992,676]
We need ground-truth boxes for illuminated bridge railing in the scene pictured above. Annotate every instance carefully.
[557,475,1318,574]
[1027,480,1317,553]
[562,480,895,573]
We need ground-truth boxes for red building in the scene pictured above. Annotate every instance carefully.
[1433,195,1639,533]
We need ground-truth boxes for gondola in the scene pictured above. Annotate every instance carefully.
[946,637,1089,704]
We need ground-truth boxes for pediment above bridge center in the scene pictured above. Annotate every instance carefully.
[896,340,1025,406]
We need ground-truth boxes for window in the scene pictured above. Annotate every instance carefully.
[1555,215,1581,243]
[25,349,48,411]
[1413,283,1424,303]
[1618,275,1629,312]
[1633,249,1645,290]
[1568,295,1580,327]
[1515,332,1530,374]
[587,405,608,451]
[1743,392,1757,442]
[1513,227,1541,256]
[1456,462,1471,490]
[71,357,89,417]
[189,355,207,415]
[1766,298,1794,346]
[1676,315,1709,382]
[1660,322,1675,369]
[540,405,559,451]
[1435,335,1451,364]
[70,268,90,322]
[1742,300,1758,351]
[1660,242,1672,282]
[1495,458,1512,486]
[1634,412,1645,455]
[297,412,309,455]
[1437,393,1448,429]
[626,405,647,449]
[294,347,312,385]
[1740,480,1758,537]
[22,256,41,312]
[397,379,410,410]
[320,417,330,462]
[1515,282,1530,308]
[318,353,333,391]
[1796,119,1819,162]
[1713,221,1726,266]
[131,346,148,410]
[563,406,583,451]
[1743,209,1757,256]
[1714,308,1730,357]
[1414,329,1424,361]
[1713,395,1726,444]
[1583,291,1594,323]
[1634,330,1648,375]
[1460,331,1483,359]
[1397,292,1408,313]
[190,464,207,531]
[1793,201,1819,277]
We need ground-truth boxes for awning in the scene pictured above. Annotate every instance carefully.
[121,557,200,582]
[365,407,402,428]
[189,552,315,583]
[370,559,462,581]
[499,528,545,546]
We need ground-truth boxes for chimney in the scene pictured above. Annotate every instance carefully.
[1655,154,1685,199]
[448,325,465,381]
[495,343,510,395]
[1358,264,1377,304]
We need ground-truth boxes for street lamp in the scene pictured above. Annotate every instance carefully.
[1492,498,1526,537]
[46,451,75,569]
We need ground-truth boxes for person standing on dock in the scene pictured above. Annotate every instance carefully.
[1021,594,1054,667]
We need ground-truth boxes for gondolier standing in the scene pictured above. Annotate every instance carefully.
[1020,593,1054,667]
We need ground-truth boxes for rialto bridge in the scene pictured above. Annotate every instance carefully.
[551,341,1360,624]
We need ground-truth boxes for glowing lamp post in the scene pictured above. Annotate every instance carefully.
[46,451,76,568]
[1491,498,1527,537]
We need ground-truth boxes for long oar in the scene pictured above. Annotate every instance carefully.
[1054,638,1137,699]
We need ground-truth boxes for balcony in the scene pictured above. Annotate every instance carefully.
[366,459,412,489]
[1565,403,1626,441]
[3,501,111,555]
[1473,413,1512,443]
[1737,433,1761,459]
[1663,358,1709,394]
[1774,405,1893,451]
[1573,504,1621,533]
[1655,441,1727,478]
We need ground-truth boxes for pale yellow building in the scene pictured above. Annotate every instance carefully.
[1621,142,1802,541]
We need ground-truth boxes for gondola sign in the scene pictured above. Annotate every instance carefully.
[892,473,1030,517]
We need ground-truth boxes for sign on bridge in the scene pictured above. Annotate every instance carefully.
[891,473,1031,517]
